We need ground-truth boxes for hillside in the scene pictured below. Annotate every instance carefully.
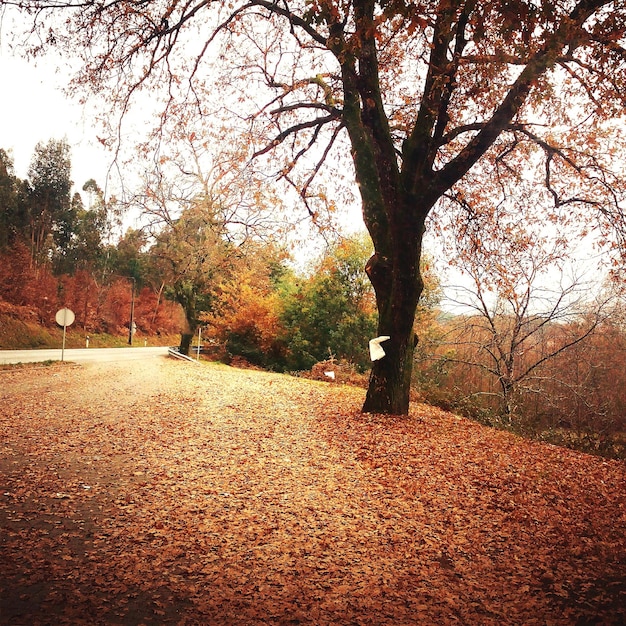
[1,358,624,624]
[0,307,179,350]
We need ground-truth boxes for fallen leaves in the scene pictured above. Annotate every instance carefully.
[0,359,624,625]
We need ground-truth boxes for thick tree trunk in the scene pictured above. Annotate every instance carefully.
[335,15,433,414]
[362,219,425,415]
[362,318,419,414]
[176,292,197,356]
[179,332,193,356]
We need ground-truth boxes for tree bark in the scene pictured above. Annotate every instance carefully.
[179,332,194,356]
[362,211,426,415]
[362,275,422,414]
[175,288,197,356]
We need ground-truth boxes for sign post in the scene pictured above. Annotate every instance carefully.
[55,308,75,362]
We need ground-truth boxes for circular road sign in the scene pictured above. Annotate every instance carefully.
[55,308,75,328]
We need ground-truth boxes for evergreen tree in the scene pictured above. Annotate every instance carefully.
[26,139,74,264]
[282,235,378,371]
[0,149,20,250]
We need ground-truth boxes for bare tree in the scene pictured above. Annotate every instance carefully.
[432,203,616,421]
[136,133,287,354]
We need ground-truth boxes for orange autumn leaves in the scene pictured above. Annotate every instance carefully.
[1,358,624,625]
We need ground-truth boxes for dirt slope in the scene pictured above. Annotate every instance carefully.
[0,358,624,625]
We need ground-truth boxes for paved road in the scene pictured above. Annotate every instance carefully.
[0,346,171,365]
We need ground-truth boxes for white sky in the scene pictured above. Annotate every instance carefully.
[0,47,365,255]
[0,53,114,194]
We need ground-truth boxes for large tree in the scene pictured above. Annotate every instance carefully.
[8,0,626,413]
[151,203,234,355]
[0,149,20,250]
[136,133,283,355]
[26,138,74,264]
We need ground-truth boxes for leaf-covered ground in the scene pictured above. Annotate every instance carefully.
[0,358,624,625]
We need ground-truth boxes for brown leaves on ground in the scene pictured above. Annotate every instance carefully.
[0,359,624,625]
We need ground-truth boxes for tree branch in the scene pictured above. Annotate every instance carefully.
[251,112,341,158]
[432,0,614,196]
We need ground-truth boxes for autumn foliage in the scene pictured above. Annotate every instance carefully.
[9,0,626,414]
[0,242,184,336]
[1,359,624,624]
[413,313,626,458]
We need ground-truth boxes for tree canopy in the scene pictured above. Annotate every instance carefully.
[281,235,379,371]
[7,0,626,413]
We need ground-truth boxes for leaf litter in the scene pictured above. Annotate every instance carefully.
[0,358,624,625]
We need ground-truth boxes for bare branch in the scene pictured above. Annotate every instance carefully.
[251,112,341,158]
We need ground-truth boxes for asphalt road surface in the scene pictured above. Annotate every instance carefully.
[0,346,171,365]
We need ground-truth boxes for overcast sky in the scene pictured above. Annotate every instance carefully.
[0,52,114,193]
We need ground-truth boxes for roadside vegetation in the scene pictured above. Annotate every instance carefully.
[1,142,625,459]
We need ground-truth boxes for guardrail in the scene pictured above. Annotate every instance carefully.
[167,347,198,363]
